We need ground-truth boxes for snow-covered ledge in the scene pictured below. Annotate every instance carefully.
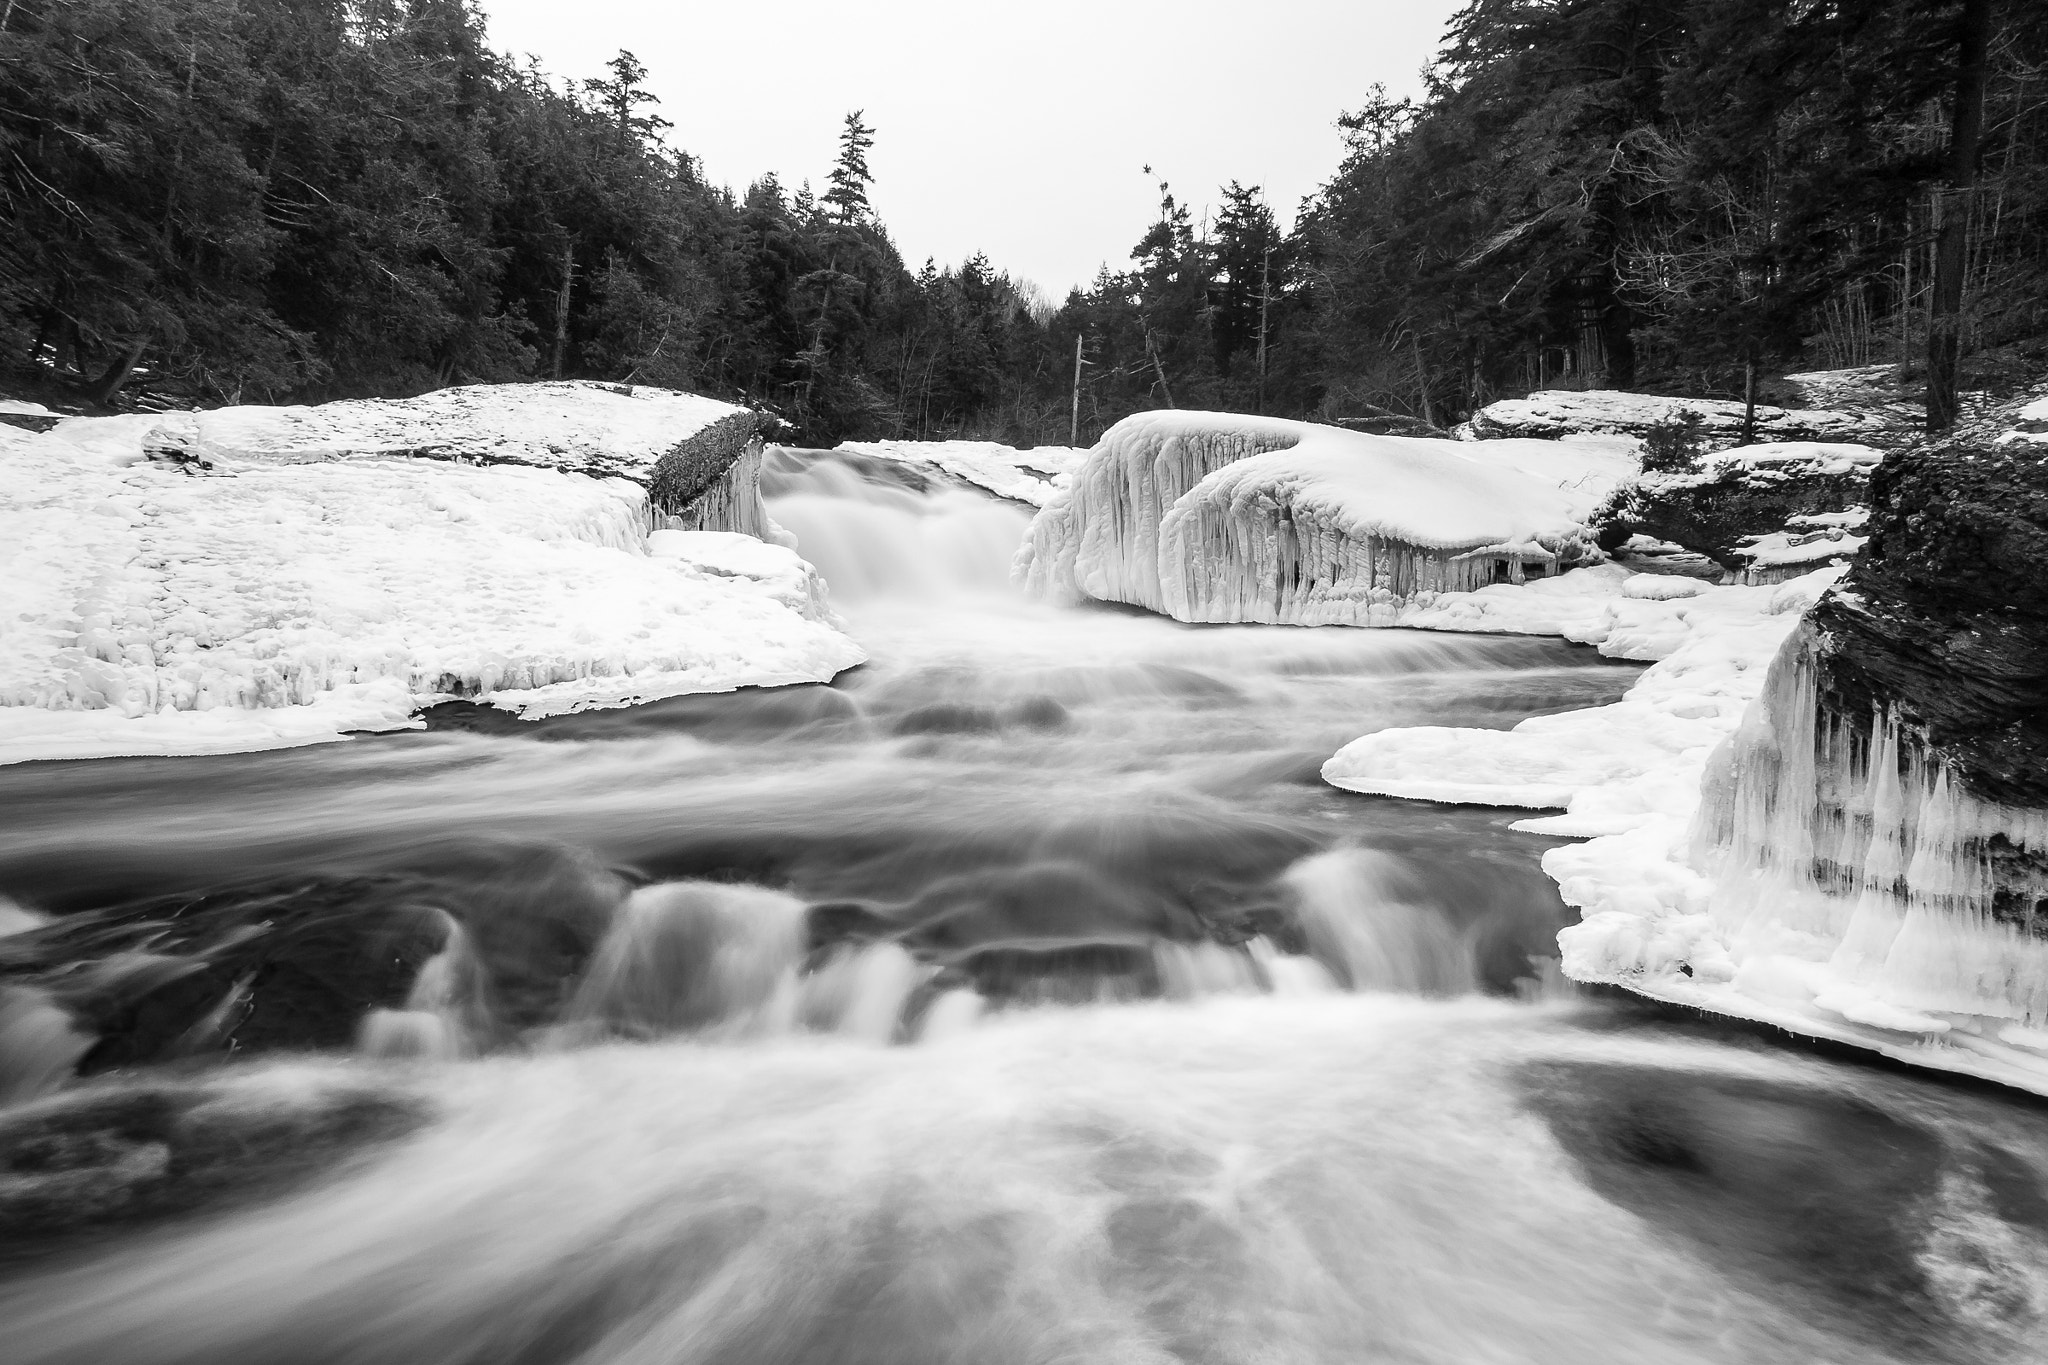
[0,383,865,765]
[1018,411,1628,625]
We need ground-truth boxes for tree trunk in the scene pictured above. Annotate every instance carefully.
[1069,333,1084,447]
[90,337,149,408]
[1144,327,1175,408]
[1927,0,1992,432]
[552,239,575,380]
[1740,353,1758,447]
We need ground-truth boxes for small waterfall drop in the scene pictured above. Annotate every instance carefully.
[359,910,486,1060]
[567,881,807,1040]
[1285,847,1478,994]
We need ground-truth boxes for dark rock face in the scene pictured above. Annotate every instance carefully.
[646,409,764,518]
[1806,440,2048,809]
[1607,464,1873,566]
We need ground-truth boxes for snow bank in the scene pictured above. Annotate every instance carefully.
[835,440,1087,507]
[0,417,864,765]
[1324,568,1840,831]
[1459,390,1884,448]
[1019,412,1617,625]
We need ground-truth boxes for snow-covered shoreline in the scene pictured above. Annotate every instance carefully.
[0,389,866,766]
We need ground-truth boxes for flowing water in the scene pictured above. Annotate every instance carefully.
[0,450,2043,1364]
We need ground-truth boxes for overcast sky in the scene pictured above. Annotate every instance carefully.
[478,0,1465,299]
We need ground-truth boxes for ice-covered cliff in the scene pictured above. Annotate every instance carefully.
[0,385,865,764]
[1018,411,1620,626]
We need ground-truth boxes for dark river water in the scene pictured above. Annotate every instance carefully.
[0,449,2042,1365]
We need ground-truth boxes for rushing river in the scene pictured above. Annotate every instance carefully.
[0,449,2043,1365]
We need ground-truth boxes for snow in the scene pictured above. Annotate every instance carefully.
[1732,509,1869,577]
[1457,389,1883,447]
[835,440,1088,508]
[1323,567,1842,832]
[0,412,864,765]
[1695,441,1884,479]
[124,381,749,482]
[1020,412,1616,625]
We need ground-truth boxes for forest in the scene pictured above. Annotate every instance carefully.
[2,0,2043,443]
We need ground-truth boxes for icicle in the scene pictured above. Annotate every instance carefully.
[1686,623,2048,1033]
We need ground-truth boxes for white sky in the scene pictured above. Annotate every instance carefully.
[478,0,1465,299]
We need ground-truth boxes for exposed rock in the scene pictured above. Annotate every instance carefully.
[1806,439,2048,809]
[1601,443,1884,569]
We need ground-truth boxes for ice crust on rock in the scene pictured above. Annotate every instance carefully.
[1019,411,1621,625]
[0,411,864,765]
[835,440,1088,507]
[1457,389,1884,448]
[139,380,747,482]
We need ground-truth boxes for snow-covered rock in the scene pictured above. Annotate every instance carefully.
[0,403,865,765]
[1604,441,1883,570]
[834,440,1087,507]
[1019,411,1620,626]
[1458,389,1884,449]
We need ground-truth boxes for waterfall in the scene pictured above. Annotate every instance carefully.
[358,910,487,1060]
[566,881,808,1040]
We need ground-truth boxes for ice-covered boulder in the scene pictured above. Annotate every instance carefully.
[1018,412,1616,626]
[0,400,865,764]
[1458,389,1884,450]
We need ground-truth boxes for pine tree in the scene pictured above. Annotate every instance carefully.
[822,111,876,225]
[581,50,671,147]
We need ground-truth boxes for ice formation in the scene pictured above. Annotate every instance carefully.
[0,401,864,765]
[1018,412,1618,625]
[1557,623,2048,1093]
[835,440,1088,507]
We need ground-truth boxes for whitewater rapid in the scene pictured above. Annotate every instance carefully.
[0,448,2043,1365]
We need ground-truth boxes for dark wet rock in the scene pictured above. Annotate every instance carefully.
[954,942,1160,1004]
[1806,438,2048,809]
[889,703,1002,737]
[1521,1060,2048,1357]
[0,1078,424,1262]
[1,843,629,1074]
[896,862,1195,952]
[3,882,452,1072]
[1005,695,1071,731]
[423,683,864,744]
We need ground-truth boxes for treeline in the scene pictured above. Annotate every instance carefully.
[3,0,2043,443]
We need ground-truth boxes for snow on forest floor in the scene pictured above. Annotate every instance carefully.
[0,410,863,765]
[833,439,1088,507]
